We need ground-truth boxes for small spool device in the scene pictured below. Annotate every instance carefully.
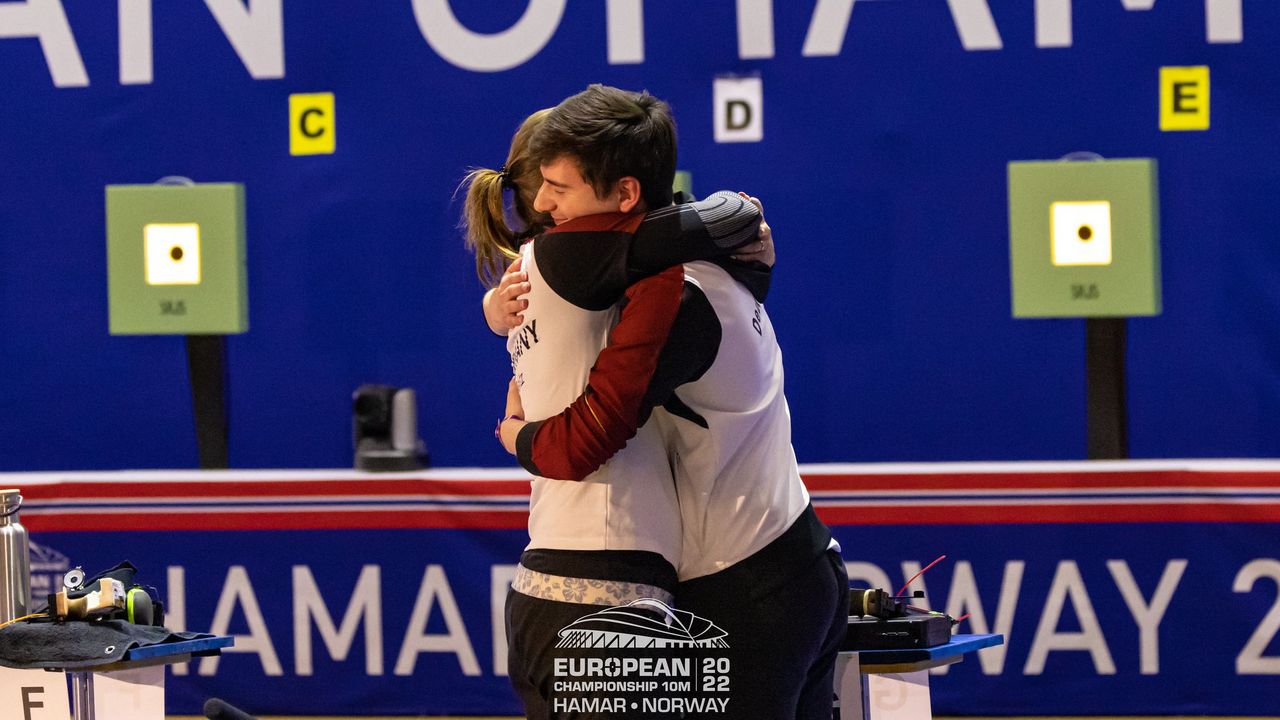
[63,567,86,591]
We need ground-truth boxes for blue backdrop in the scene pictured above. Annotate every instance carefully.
[1,1,1276,471]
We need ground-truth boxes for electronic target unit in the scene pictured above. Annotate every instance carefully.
[1007,158,1161,318]
[106,183,248,335]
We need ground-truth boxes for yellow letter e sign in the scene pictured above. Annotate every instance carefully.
[1160,67,1209,132]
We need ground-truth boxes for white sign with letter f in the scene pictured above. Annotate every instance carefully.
[0,667,71,720]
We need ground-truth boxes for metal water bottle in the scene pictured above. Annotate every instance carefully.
[0,489,31,623]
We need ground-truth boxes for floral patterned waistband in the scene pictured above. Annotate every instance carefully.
[512,564,675,607]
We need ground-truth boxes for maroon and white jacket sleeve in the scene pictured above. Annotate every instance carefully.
[515,265,698,480]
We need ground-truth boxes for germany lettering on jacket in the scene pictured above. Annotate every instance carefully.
[508,319,540,374]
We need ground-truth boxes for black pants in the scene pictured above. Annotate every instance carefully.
[505,549,678,720]
[506,590,605,720]
[676,510,849,720]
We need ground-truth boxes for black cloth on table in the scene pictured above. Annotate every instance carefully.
[0,619,211,670]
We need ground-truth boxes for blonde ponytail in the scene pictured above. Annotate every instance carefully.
[461,109,553,287]
[462,167,521,286]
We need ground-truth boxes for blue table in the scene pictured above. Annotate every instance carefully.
[66,635,234,720]
[836,634,1004,720]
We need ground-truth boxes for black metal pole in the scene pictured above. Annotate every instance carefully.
[185,335,229,469]
[1085,318,1128,459]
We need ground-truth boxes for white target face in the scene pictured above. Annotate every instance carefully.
[144,223,201,285]
[1051,201,1112,267]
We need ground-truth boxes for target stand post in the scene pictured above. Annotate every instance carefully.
[106,179,248,469]
[1008,156,1160,459]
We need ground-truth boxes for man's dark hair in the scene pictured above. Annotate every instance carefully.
[531,84,677,210]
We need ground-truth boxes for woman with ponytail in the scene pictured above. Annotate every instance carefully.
[461,95,770,720]
[461,108,551,335]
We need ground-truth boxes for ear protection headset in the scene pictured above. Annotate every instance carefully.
[126,587,153,625]
[125,586,164,626]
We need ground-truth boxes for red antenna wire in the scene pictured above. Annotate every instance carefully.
[896,554,946,597]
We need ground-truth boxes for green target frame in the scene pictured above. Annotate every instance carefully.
[1008,158,1161,319]
[106,183,248,335]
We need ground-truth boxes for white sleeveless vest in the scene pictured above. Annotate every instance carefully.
[508,241,682,567]
[656,261,811,581]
